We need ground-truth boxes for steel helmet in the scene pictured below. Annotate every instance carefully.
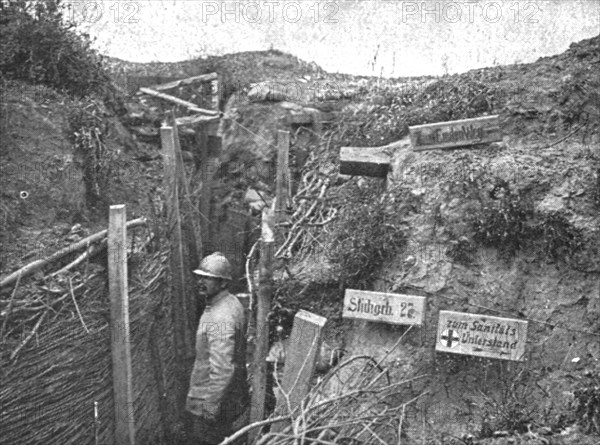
[193,252,232,280]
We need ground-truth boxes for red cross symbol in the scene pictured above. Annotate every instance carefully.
[440,329,460,348]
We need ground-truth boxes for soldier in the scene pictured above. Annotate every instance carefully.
[185,252,250,445]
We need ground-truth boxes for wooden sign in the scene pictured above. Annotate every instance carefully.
[436,311,528,361]
[339,146,390,178]
[343,289,425,325]
[409,115,501,151]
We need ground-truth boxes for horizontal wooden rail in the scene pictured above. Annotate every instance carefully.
[175,114,221,126]
[0,218,146,289]
[150,72,218,91]
[139,88,219,116]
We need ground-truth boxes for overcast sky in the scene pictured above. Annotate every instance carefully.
[69,0,600,77]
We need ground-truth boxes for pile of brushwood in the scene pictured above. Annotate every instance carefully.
[224,330,425,445]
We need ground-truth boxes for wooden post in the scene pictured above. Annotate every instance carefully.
[273,310,327,432]
[275,130,290,222]
[249,208,275,442]
[161,126,191,405]
[196,123,211,255]
[167,111,201,268]
[108,204,135,445]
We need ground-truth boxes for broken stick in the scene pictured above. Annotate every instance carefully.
[10,309,48,361]
[0,273,21,340]
[50,240,107,278]
[0,218,146,289]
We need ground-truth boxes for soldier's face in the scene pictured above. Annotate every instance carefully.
[201,277,222,298]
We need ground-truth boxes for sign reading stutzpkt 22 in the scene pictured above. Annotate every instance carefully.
[343,289,425,326]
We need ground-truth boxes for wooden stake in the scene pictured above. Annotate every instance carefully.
[275,130,290,222]
[196,122,211,255]
[249,207,275,442]
[108,204,135,445]
[167,111,203,340]
[249,133,288,439]
[161,127,192,406]
[167,111,201,268]
[272,310,327,432]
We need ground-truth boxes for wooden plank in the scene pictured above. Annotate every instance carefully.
[339,146,390,178]
[162,126,190,353]
[175,114,220,127]
[249,208,276,443]
[273,310,327,431]
[435,310,528,361]
[140,87,219,116]
[343,289,426,326]
[196,123,211,254]
[275,130,290,220]
[168,112,202,270]
[108,204,135,445]
[409,115,501,151]
[168,112,202,349]
[161,126,191,410]
[150,72,219,92]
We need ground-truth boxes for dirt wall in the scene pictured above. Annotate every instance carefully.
[344,136,600,441]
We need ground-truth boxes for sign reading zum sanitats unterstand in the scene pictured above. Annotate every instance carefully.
[343,289,425,325]
[409,115,501,151]
[436,311,528,361]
